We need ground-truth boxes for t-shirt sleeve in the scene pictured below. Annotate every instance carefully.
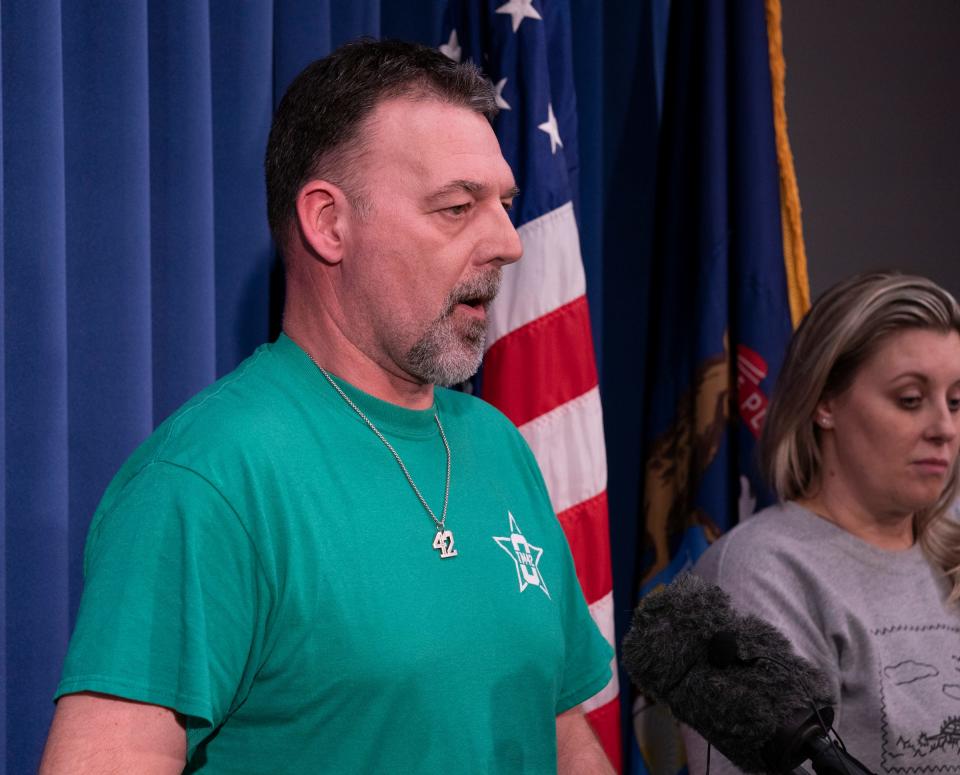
[551,528,613,715]
[55,461,270,739]
[501,416,613,715]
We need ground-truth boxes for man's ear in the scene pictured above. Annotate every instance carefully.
[295,179,350,264]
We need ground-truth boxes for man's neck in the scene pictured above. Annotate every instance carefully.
[282,262,438,409]
[283,321,436,411]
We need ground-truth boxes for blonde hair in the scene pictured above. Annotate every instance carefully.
[760,272,960,601]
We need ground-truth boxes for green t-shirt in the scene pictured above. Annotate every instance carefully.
[56,334,612,773]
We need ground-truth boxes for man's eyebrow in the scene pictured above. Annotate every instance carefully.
[426,180,484,203]
[425,180,520,204]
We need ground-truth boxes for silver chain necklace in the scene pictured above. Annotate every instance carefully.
[306,354,458,559]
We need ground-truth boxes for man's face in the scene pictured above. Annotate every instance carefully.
[339,97,522,386]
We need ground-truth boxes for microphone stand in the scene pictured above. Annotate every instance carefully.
[801,736,876,775]
[773,708,877,775]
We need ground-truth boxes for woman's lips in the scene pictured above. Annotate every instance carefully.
[912,458,950,475]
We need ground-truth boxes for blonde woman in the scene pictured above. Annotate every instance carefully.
[682,272,960,773]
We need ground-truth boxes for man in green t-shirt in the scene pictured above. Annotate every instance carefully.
[39,39,614,774]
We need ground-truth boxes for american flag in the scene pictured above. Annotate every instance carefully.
[441,1,621,769]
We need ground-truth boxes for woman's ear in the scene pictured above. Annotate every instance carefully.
[295,179,350,264]
[814,399,835,430]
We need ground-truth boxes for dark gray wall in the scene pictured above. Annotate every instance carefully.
[782,0,960,299]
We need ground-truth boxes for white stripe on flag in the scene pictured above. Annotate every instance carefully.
[485,201,587,350]
[518,386,607,515]
[581,589,620,713]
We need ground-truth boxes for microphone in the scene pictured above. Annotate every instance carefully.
[621,573,875,774]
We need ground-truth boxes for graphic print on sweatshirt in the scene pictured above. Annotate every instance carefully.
[876,623,960,772]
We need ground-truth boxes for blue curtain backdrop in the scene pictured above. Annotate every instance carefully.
[1,1,668,771]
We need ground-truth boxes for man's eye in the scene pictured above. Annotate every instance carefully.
[445,203,471,216]
[502,200,514,212]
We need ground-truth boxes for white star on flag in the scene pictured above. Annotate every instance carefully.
[495,0,542,34]
[494,78,511,111]
[439,28,462,62]
[537,103,563,154]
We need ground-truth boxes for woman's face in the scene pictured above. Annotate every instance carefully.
[817,328,960,519]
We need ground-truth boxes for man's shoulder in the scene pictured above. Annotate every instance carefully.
[94,340,328,518]
[134,339,322,470]
[436,387,521,432]
[436,388,538,462]
[160,347,284,436]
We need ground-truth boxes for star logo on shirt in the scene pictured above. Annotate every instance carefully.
[493,512,550,598]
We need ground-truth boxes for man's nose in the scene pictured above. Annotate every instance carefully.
[484,204,523,267]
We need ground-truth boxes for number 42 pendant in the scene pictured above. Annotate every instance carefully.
[433,529,458,558]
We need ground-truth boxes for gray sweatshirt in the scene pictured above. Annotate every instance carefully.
[680,501,960,774]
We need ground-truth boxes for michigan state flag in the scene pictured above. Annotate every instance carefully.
[631,1,809,772]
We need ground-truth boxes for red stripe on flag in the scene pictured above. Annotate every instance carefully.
[586,697,622,772]
[483,296,598,427]
[556,491,612,605]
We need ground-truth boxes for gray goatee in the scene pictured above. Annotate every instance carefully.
[406,269,503,386]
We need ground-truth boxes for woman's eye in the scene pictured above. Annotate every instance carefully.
[948,396,960,412]
[899,395,922,409]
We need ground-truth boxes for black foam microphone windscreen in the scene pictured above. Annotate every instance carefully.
[622,573,836,773]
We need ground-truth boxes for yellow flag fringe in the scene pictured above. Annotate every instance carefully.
[765,0,811,328]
